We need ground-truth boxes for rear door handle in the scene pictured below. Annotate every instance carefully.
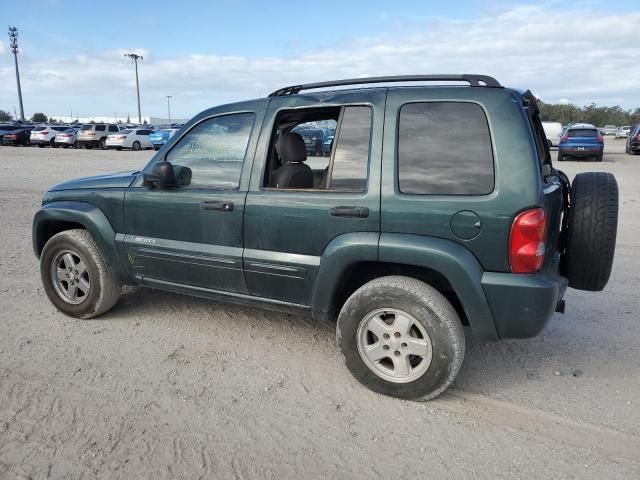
[201,200,234,212]
[330,206,369,218]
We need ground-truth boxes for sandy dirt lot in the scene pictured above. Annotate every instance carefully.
[1,138,639,479]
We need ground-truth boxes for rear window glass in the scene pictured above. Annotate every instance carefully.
[33,127,46,131]
[397,102,494,195]
[567,129,598,137]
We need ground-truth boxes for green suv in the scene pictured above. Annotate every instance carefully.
[33,75,619,400]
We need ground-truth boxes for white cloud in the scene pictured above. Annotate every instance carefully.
[0,41,6,56]
[1,4,639,118]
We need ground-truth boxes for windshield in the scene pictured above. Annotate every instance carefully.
[567,129,598,137]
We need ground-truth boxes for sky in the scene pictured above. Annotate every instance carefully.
[1,0,639,119]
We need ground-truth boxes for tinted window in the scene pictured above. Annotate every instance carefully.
[95,125,106,132]
[80,125,93,131]
[108,125,119,132]
[398,102,494,195]
[166,113,255,189]
[567,128,598,137]
[52,126,68,132]
[329,106,372,192]
[33,127,46,131]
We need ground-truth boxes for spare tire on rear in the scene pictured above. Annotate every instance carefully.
[563,172,618,291]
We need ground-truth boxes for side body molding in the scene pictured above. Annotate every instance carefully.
[378,233,499,340]
[311,232,379,320]
[33,201,131,282]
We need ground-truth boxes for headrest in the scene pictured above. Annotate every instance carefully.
[276,132,307,163]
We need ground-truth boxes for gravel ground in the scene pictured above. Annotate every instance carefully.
[1,139,639,479]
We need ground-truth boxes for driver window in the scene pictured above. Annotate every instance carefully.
[166,113,255,189]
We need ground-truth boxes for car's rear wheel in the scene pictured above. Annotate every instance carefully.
[99,138,107,150]
[595,153,603,162]
[557,152,564,162]
[40,229,122,319]
[132,141,141,151]
[337,276,465,401]
[562,172,618,291]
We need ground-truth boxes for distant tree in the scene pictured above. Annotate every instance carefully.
[117,120,123,124]
[126,114,130,123]
[0,110,12,122]
[143,119,148,125]
[31,113,48,123]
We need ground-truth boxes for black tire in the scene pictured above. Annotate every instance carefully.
[595,153,603,162]
[85,144,93,149]
[557,152,564,162]
[38,144,45,148]
[563,173,618,291]
[132,141,141,151]
[99,138,107,149]
[153,145,161,151]
[116,147,122,151]
[40,229,122,318]
[336,276,465,401]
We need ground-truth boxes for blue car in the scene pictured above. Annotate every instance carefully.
[558,124,604,162]
[149,128,178,150]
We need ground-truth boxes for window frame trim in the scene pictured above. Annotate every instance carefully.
[395,100,496,197]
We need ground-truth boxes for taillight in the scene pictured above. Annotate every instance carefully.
[635,134,640,141]
[509,208,547,273]
[560,135,568,142]
[596,134,603,142]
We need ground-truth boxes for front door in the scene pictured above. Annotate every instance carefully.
[123,101,265,293]
[243,90,385,305]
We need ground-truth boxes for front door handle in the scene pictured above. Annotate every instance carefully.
[201,200,234,212]
[330,206,369,218]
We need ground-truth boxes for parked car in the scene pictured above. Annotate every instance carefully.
[0,123,26,142]
[541,122,563,148]
[626,124,640,155]
[32,74,618,401]
[615,126,631,138]
[558,123,604,161]
[105,129,153,150]
[77,124,123,149]
[1,125,33,146]
[149,128,179,150]
[54,128,81,148]
[322,133,335,156]
[30,126,70,147]
[603,125,617,135]
[292,127,325,156]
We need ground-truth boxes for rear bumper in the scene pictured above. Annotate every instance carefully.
[77,139,101,147]
[481,270,568,339]
[559,146,603,156]
[30,138,50,145]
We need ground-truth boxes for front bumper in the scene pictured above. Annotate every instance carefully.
[481,270,568,339]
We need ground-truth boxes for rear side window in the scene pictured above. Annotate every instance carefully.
[81,125,93,131]
[95,125,106,132]
[108,125,119,132]
[567,128,598,137]
[397,102,494,195]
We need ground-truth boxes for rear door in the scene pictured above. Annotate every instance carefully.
[243,90,385,305]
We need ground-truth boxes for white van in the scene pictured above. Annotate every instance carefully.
[542,122,563,148]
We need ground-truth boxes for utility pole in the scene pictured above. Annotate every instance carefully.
[8,26,25,121]
[124,53,143,124]
[166,95,172,123]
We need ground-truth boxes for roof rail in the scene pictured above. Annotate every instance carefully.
[268,74,502,97]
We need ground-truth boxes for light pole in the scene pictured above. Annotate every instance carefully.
[8,26,25,121]
[166,95,172,123]
[124,53,143,124]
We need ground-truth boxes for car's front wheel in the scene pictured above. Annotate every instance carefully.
[132,141,141,151]
[40,229,122,319]
[337,276,465,401]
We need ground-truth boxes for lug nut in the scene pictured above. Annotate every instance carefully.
[394,332,401,338]
[394,350,400,356]
[75,270,78,274]
[383,333,390,339]
[383,345,390,350]
[401,342,407,348]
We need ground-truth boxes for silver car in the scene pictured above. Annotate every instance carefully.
[54,128,81,148]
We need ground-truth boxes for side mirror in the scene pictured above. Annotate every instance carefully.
[142,161,175,188]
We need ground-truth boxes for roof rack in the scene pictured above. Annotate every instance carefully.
[268,74,501,97]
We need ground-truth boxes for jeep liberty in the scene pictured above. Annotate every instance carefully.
[33,75,619,400]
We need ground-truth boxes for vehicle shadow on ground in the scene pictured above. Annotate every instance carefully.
[101,286,618,398]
